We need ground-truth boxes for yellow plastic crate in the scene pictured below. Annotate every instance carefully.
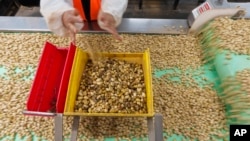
[64,47,154,117]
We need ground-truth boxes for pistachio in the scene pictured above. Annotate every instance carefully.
[75,58,147,114]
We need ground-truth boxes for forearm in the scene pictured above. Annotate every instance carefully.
[101,0,128,26]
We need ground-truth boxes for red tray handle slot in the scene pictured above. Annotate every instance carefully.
[26,42,68,113]
[57,43,76,113]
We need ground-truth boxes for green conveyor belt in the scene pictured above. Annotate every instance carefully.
[214,50,250,80]
[1,33,250,141]
[2,55,249,141]
[0,62,227,141]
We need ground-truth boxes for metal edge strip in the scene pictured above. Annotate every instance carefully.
[0,16,189,34]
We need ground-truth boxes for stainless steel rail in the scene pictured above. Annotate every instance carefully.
[0,16,189,34]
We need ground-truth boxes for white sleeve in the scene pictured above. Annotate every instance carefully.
[101,0,128,27]
[40,0,83,37]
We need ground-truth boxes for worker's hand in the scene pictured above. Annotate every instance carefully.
[98,10,122,41]
[62,9,83,44]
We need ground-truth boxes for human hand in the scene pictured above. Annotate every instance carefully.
[62,9,83,44]
[98,10,122,41]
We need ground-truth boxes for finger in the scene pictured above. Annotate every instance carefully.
[113,32,122,41]
[71,15,83,23]
[70,31,76,45]
[104,26,122,41]
[102,19,114,28]
[73,9,80,16]
[68,23,77,34]
[67,23,77,43]
[69,29,76,44]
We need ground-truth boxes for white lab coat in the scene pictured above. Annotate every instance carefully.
[40,0,128,37]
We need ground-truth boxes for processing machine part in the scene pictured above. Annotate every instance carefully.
[187,0,250,34]
[187,0,250,28]
[188,8,245,34]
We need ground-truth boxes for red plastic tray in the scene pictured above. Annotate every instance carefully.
[25,41,76,114]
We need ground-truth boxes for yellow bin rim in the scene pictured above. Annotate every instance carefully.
[64,47,154,117]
